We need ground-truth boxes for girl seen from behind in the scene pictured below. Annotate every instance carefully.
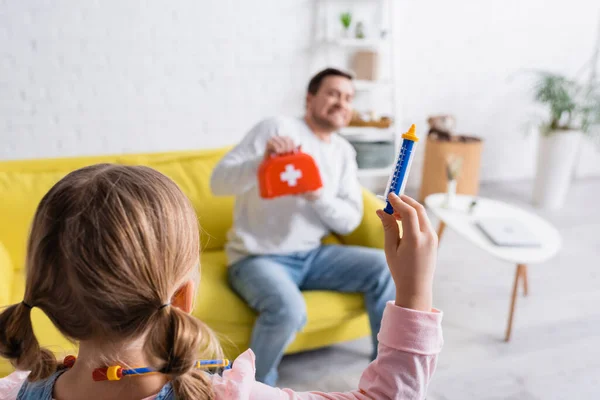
[0,164,442,400]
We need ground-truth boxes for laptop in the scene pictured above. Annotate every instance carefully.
[475,218,541,247]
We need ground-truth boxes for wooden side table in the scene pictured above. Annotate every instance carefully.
[425,194,561,341]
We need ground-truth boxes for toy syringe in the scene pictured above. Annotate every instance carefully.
[380,124,419,214]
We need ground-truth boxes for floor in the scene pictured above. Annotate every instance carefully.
[277,179,600,399]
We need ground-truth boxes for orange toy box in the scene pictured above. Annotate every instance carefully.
[258,148,323,199]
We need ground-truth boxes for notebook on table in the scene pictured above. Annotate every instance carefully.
[475,218,541,247]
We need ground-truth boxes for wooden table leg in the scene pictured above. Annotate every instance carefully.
[521,264,528,296]
[505,264,525,342]
[436,221,446,245]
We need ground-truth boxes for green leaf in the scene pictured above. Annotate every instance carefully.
[531,70,600,134]
[340,12,352,29]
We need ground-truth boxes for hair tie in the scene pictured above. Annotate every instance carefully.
[22,301,34,310]
[158,302,171,310]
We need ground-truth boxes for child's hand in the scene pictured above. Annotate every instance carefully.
[376,194,438,312]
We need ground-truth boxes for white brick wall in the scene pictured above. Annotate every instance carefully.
[0,0,315,158]
[1,0,599,186]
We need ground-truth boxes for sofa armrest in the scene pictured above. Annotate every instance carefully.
[339,188,392,249]
[0,241,14,306]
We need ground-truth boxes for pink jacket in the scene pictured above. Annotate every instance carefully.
[0,302,443,400]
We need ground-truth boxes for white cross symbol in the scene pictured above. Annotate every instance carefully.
[280,164,303,187]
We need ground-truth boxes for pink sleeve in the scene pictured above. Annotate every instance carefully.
[0,371,29,400]
[212,302,443,400]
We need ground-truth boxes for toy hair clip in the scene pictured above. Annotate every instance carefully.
[57,355,231,382]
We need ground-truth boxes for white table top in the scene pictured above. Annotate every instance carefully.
[425,193,562,264]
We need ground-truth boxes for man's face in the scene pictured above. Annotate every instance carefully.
[306,76,354,131]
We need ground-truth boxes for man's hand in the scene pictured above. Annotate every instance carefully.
[264,136,296,160]
[301,189,322,202]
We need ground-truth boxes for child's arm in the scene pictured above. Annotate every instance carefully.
[212,194,442,399]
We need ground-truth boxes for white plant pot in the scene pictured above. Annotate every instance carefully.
[532,130,582,210]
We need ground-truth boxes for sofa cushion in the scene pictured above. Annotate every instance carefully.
[196,251,367,331]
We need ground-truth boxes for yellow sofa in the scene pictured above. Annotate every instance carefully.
[0,147,385,377]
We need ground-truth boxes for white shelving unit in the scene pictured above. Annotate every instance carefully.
[357,166,394,178]
[353,79,393,91]
[339,126,393,136]
[318,0,399,193]
[339,126,394,142]
[331,38,384,49]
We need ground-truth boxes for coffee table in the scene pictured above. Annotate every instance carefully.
[424,193,561,341]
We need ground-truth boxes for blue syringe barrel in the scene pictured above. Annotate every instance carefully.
[383,125,419,214]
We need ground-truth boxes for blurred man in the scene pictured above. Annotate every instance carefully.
[210,68,395,385]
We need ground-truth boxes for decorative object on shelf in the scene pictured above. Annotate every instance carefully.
[340,12,352,37]
[355,21,365,39]
[419,115,483,203]
[351,50,380,81]
[427,115,456,140]
[348,110,392,128]
[442,154,464,209]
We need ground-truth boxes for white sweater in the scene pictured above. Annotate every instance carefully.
[210,116,364,265]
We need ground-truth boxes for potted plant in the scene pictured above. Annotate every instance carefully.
[530,72,600,209]
[339,12,352,38]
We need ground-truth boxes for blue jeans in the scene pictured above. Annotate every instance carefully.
[227,245,395,386]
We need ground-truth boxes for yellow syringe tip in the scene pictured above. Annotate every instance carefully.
[401,124,419,142]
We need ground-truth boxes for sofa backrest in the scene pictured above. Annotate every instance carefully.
[0,148,234,270]
[0,241,13,304]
